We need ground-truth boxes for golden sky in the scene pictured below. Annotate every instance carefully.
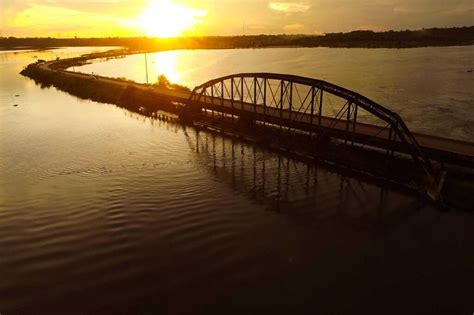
[0,0,473,37]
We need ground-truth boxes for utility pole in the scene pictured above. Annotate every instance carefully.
[144,52,149,84]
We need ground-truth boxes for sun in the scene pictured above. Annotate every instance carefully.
[136,0,206,38]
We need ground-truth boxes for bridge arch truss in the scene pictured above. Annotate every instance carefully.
[189,73,435,183]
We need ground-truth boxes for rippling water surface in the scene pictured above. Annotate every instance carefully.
[1,47,473,314]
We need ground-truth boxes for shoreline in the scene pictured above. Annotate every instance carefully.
[0,46,57,51]
[2,42,474,52]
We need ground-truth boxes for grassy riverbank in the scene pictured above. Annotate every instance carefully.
[21,63,183,115]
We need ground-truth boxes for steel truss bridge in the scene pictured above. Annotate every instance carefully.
[188,73,445,187]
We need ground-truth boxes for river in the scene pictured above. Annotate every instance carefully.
[0,47,473,314]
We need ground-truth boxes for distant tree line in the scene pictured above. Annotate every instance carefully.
[1,26,473,50]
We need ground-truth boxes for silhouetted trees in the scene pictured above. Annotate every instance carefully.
[2,26,473,50]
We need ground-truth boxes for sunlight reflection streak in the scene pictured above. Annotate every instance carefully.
[153,51,180,83]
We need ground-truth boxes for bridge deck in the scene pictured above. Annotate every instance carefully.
[41,63,474,166]
[191,96,474,165]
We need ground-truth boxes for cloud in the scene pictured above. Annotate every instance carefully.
[283,23,305,32]
[393,5,411,14]
[0,0,146,21]
[269,2,310,13]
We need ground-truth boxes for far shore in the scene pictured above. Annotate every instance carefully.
[2,26,473,51]
[0,46,57,51]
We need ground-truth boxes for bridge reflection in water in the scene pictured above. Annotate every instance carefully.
[184,126,423,229]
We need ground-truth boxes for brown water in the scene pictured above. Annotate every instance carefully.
[1,47,473,314]
[79,46,474,141]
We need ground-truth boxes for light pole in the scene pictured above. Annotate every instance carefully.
[145,52,149,84]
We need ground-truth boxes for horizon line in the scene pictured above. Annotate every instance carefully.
[1,25,473,40]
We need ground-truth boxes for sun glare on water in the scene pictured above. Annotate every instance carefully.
[136,0,206,38]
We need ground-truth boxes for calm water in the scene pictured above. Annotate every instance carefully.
[79,46,474,141]
[1,47,473,314]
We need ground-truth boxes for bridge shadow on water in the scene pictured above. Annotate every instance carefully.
[121,108,433,227]
[180,122,427,233]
